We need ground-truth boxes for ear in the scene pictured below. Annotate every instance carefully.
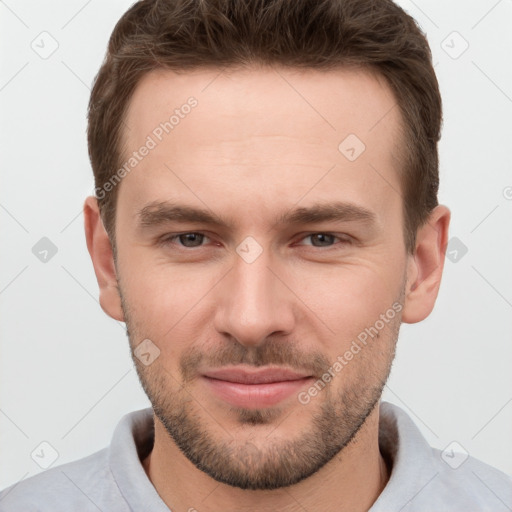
[83,196,124,322]
[401,205,451,324]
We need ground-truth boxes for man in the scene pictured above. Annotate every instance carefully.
[1,0,510,510]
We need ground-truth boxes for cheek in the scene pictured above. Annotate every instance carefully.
[312,267,403,379]
[287,256,404,338]
[118,252,222,346]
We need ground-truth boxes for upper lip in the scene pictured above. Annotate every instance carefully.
[202,366,313,384]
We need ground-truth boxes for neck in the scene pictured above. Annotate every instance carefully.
[143,404,389,512]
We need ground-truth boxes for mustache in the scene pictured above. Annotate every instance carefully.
[179,338,331,382]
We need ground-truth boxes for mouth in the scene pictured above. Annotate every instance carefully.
[200,366,315,409]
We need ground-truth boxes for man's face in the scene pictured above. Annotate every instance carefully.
[114,66,408,489]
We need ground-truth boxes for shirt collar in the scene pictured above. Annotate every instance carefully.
[109,407,170,511]
[370,401,439,511]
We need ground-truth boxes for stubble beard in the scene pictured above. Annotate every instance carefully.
[120,284,403,490]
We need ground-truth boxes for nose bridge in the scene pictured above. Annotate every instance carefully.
[213,244,294,346]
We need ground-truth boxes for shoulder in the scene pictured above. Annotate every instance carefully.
[0,448,129,512]
[375,402,512,511]
[425,447,512,510]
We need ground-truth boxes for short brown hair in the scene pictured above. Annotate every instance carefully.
[88,0,441,253]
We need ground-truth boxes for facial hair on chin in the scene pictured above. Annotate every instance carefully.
[120,284,402,490]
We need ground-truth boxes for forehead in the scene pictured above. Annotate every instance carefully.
[123,64,400,147]
[118,65,403,226]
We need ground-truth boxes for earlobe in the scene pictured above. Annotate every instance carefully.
[83,196,124,322]
[401,205,451,324]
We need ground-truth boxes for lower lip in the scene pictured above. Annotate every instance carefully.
[202,376,314,408]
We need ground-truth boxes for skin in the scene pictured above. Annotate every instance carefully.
[84,65,450,512]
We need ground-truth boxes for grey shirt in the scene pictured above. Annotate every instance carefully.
[1,401,511,511]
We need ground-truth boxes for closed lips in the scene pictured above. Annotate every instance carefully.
[201,367,313,384]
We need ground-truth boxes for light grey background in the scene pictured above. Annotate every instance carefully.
[1,0,511,491]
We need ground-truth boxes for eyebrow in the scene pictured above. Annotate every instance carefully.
[136,200,377,230]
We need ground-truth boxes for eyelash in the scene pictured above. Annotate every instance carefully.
[158,232,352,250]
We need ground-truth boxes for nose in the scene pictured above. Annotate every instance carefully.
[213,246,296,348]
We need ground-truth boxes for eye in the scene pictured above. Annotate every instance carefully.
[297,233,350,248]
[158,232,351,251]
[159,232,210,248]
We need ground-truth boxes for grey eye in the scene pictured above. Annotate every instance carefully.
[177,233,205,247]
[306,233,337,247]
